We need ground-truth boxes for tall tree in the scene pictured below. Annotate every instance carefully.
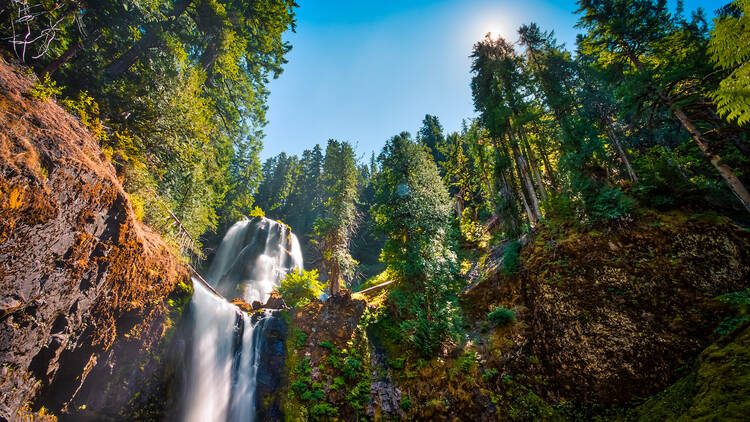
[577,0,750,213]
[418,114,446,166]
[315,140,359,295]
[372,132,462,357]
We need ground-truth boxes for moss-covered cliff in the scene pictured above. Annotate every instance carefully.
[282,211,750,421]
[0,60,191,421]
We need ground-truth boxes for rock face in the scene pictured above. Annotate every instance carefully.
[0,61,190,421]
[520,212,750,404]
[282,291,369,421]
[276,212,750,421]
[255,312,288,421]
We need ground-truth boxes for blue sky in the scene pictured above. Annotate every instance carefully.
[261,0,726,161]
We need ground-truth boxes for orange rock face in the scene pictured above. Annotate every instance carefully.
[0,61,190,420]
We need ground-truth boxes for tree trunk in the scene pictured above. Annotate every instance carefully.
[601,114,637,183]
[510,136,541,224]
[672,105,750,213]
[329,261,340,296]
[519,130,548,202]
[42,39,83,77]
[538,143,558,191]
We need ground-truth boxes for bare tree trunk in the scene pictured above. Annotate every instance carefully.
[455,194,464,222]
[672,105,750,213]
[600,113,637,183]
[329,261,340,296]
[519,130,548,202]
[538,143,558,191]
[510,135,541,224]
[514,166,535,226]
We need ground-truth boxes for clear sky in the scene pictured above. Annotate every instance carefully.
[261,0,726,161]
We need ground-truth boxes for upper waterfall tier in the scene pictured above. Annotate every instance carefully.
[205,217,303,303]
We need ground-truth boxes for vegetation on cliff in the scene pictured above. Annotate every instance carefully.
[0,60,192,421]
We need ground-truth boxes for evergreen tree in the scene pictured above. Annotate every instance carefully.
[418,114,446,166]
[372,132,462,357]
[577,0,750,213]
[315,140,359,295]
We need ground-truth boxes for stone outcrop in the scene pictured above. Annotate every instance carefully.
[0,60,190,421]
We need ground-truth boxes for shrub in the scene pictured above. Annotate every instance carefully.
[502,241,522,275]
[248,206,265,218]
[341,357,363,380]
[310,403,338,418]
[319,340,335,351]
[400,396,412,411]
[487,306,516,326]
[275,269,326,308]
[29,73,62,101]
[60,91,107,142]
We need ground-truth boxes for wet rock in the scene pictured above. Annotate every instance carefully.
[255,315,287,422]
[263,291,288,310]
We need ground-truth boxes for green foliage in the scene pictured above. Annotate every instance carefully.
[400,396,412,411]
[29,73,62,101]
[715,316,750,336]
[487,306,516,326]
[709,0,750,125]
[456,351,478,373]
[330,377,346,391]
[372,132,464,358]
[275,269,326,308]
[341,357,363,380]
[248,206,265,219]
[717,288,750,306]
[482,368,500,381]
[59,91,107,142]
[292,327,307,349]
[318,340,335,351]
[309,403,338,419]
[502,241,522,275]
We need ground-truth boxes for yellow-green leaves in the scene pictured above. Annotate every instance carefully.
[709,0,750,125]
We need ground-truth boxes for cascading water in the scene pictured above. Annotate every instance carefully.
[182,217,303,422]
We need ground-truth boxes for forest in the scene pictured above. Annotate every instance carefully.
[1,0,750,421]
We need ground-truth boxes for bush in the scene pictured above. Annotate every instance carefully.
[310,403,338,418]
[502,241,521,275]
[275,269,326,308]
[341,357,363,380]
[487,306,516,326]
[29,73,62,101]
[248,206,265,218]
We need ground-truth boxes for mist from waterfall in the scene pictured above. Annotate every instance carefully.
[182,217,303,422]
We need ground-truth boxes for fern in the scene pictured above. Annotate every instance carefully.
[709,0,750,125]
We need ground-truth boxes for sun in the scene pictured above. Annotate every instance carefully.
[484,30,502,40]
[479,20,507,40]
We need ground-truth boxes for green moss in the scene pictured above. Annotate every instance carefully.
[627,326,750,421]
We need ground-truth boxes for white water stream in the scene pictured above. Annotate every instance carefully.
[182,217,303,422]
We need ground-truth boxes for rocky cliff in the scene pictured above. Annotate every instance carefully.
[284,211,750,421]
[0,61,191,421]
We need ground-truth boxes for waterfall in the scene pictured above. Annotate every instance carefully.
[182,217,303,422]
